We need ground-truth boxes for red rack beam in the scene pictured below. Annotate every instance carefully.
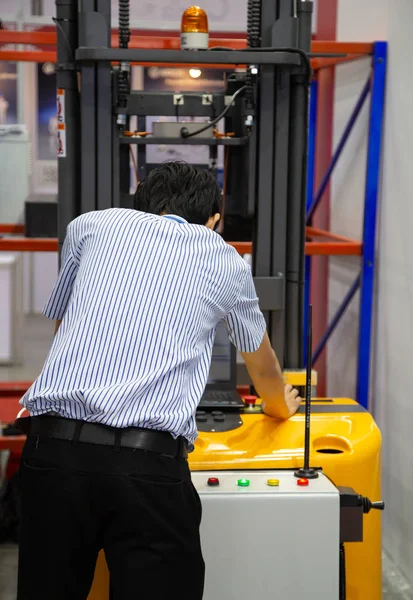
[0,435,25,452]
[0,381,33,396]
[0,223,25,234]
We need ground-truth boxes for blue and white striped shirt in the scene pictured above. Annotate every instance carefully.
[21,209,266,445]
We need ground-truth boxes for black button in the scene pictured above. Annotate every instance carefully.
[213,414,225,423]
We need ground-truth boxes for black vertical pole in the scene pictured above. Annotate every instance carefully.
[55,0,79,253]
[285,72,308,366]
[269,0,298,363]
[96,0,112,210]
[284,1,313,367]
[78,0,97,215]
[303,303,312,471]
[253,0,277,354]
[297,1,313,53]
[294,303,318,479]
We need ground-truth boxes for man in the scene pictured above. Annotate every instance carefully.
[18,162,301,600]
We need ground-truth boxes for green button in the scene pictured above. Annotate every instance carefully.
[237,478,250,487]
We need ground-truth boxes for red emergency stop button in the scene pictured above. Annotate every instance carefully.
[207,477,220,486]
[297,478,309,486]
[244,395,257,407]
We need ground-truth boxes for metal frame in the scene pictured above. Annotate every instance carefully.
[305,41,387,409]
[0,15,386,407]
[60,0,313,370]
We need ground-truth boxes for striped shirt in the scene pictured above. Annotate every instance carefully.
[21,208,266,445]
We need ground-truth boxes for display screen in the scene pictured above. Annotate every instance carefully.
[207,321,232,384]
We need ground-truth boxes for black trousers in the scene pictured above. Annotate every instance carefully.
[18,435,204,599]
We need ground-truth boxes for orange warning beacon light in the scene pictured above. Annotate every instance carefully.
[181,6,209,50]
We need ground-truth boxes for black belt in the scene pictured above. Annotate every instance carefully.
[17,416,188,459]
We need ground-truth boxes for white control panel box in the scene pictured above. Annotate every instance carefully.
[192,470,340,600]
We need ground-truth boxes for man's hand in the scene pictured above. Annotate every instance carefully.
[284,384,302,417]
[241,333,302,420]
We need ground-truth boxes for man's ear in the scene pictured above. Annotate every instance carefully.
[206,213,220,230]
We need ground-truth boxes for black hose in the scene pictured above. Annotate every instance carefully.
[247,0,261,48]
[245,0,261,114]
[118,0,130,118]
[339,544,346,600]
[119,0,130,49]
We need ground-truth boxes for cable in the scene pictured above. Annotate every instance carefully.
[180,86,246,138]
[129,147,138,186]
[247,0,261,48]
[245,0,261,119]
[117,0,131,126]
[119,0,130,49]
[218,146,230,234]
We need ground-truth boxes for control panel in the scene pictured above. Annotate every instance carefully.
[192,469,336,494]
[195,410,243,433]
[192,470,340,600]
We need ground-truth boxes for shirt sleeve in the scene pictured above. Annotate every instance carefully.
[43,224,79,320]
[225,267,267,353]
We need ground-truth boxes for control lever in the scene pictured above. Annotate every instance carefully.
[339,488,385,543]
[359,497,385,514]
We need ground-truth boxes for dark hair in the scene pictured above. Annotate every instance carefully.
[134,161,221,225]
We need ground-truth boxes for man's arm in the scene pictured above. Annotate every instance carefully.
[43,222,79,324]
[225,263,301,420]
[241,332,301,420]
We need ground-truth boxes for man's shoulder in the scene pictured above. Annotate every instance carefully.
[71,208,144,225]
[196,229,249,274]
[209,230,247,262]
[69,209,152,235]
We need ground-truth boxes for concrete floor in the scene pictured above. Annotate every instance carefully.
[0,316,412,598]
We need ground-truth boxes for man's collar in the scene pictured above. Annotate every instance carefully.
[162,214,187,224]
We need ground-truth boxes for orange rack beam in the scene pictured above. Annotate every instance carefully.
[0,228,361,256]
[0,30,373,54]
[0,30,247,50]
[0,237,58,252]
[0,31,372,68]
[306,226,363,256]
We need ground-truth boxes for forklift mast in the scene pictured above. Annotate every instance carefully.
[55,0,313,369]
